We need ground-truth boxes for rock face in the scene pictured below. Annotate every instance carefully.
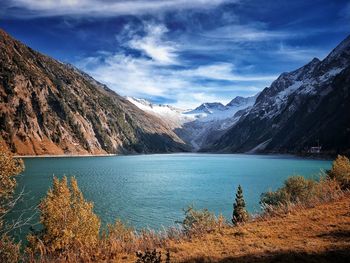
[0,29,188,155]
[208,35,350,154]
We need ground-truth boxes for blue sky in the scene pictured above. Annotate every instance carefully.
[1,0,349,108]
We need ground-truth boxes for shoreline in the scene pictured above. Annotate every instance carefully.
[13,152,332,160]
[14,153,118,158]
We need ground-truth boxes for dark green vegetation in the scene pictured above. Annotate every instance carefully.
[232,185,249,225]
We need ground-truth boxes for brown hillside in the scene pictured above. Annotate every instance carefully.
[0,29,188,155]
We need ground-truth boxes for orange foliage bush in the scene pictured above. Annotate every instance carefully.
[328,155,350,189]
[27,176,100,257]
[0,144,24,263]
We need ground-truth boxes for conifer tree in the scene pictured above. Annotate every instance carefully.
[232,185,249,225]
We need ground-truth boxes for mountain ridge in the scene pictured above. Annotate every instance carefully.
[206,34,350,154]
[0,28,189,155]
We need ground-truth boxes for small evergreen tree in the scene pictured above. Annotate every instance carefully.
[232,185,249,225]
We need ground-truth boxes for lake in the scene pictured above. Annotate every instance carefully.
[10,153,331,239]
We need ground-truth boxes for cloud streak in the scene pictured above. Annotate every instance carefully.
[200,24,293,42]
[3,0,235,18]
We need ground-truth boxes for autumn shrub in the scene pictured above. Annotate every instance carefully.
[0,144,23,262]
[178,206,226,236]
[0,144,24,215]
[260,176,316,207]
[0,235,20,263]
[328,155,350,189]
[100,219,136,255]
[260,167,345,216]
[312,177,343,202]
[27,176,100,258]
[106,219,134,244]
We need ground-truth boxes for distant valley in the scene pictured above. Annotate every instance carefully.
[127,95,257,151]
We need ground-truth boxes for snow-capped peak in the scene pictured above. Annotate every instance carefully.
[226,94,258,107]
[126,97,182,112]
[187,102,226,114]
[127,94,258,150]
[126,96,195,129]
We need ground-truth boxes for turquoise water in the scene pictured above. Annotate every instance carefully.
[10,153,331,238]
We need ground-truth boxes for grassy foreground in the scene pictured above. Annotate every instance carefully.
[124,195,350,263]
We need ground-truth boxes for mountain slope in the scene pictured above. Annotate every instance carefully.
[208,35,350,154]
[0,29,188,155]
[126,97,195,130]
[128,95,257,150]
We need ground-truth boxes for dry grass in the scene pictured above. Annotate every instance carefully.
[108,194,350,262]
[161,194,350,263]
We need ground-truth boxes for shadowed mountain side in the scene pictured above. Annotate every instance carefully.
[204,35,350,155]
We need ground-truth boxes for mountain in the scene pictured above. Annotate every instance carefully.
[126,97,195,130]
[226,95,257,107]
[128,95,257,150]
[187,102,226,114]
[207,35,350,154]
[0,29,188,155]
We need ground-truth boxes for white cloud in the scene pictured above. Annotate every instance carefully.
[129,24,178,64]
[178,63,276,81]
[77,50,270,108]
[5,0,235,17]
[76,23,276,108]
[200,24,292,42]
[79,53,167,96]
[276,43,326,61]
